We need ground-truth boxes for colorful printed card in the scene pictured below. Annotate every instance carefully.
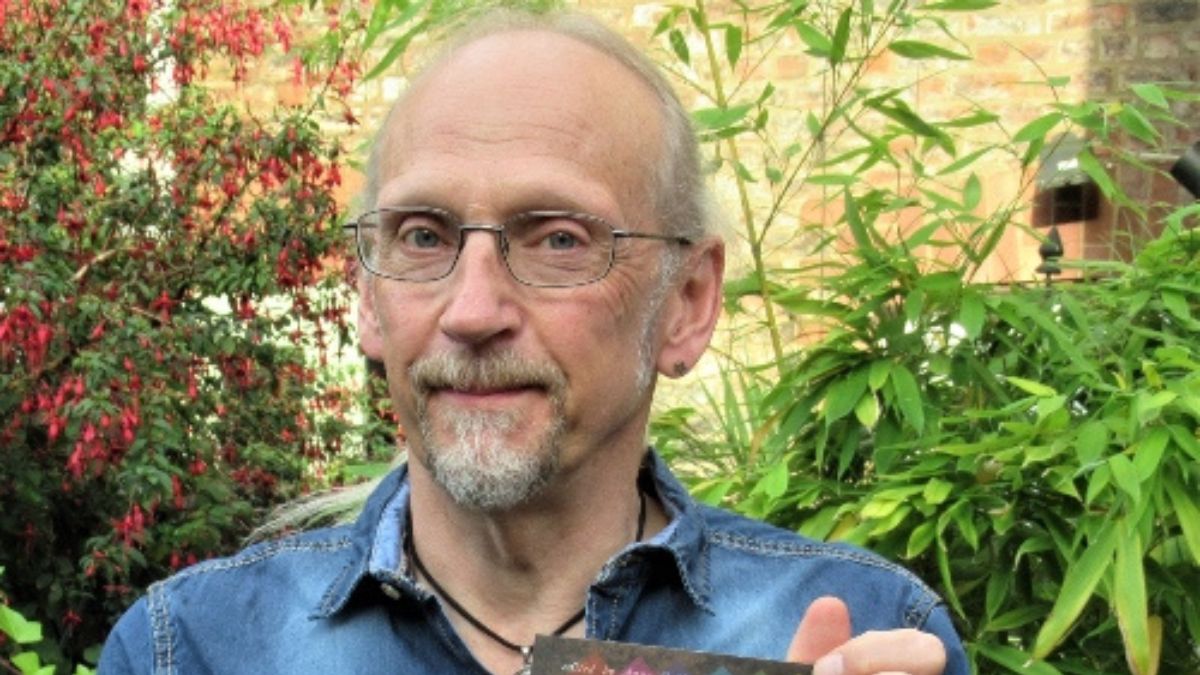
[528,635,812,675]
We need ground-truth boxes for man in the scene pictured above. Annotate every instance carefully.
[100,10,966,675]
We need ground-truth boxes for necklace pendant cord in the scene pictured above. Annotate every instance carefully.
[407,488,648,659]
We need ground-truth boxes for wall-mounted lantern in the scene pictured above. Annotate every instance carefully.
[1033,133,1101,226]
[1171,140,1200,199]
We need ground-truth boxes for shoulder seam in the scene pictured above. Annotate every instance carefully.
[162,537,354,585]
[707,529,942,625]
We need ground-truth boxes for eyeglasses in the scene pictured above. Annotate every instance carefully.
[345,206,692,288]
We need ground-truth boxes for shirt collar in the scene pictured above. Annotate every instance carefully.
[311,450,713,618]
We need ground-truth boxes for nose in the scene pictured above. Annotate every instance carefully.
[437,230,521,347]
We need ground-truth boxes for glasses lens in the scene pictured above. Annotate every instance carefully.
[504,212,614,286]
[359,208,459,281]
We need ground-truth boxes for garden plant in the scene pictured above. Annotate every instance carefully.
[2,0,1198,673]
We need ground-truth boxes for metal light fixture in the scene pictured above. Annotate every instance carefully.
[1171,141,1200,199]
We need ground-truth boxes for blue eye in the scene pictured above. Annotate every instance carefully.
[403,227,444,249]
[545,230,580,250]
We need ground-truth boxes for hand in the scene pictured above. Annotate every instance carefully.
[786,596,946,675]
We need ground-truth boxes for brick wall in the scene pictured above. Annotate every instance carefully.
[223,1,1197,285]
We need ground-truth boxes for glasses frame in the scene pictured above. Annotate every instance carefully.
[344,206,693,288]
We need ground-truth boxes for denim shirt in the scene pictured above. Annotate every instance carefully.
[100,452,968,674]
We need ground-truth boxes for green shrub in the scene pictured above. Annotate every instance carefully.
[642,1,1200,672]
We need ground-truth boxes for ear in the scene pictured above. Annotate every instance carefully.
[357,273,385,361]
[656,238,724,378]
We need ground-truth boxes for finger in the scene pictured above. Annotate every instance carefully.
[828,629,946,675]
[787,596,852,664]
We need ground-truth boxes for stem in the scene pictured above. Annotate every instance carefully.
[694,0,787,375]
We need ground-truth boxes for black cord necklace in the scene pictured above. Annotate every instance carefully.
[408,489,647,674]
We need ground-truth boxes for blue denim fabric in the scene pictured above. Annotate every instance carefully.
[99,452,968,674]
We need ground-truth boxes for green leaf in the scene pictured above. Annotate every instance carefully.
[1164,476,1200,565]
[890,364,925,432]
[829,8,852,64]
[962,172,982,210]
[1131,83,1170,109]
[922,478,954,505]
[888,40,971,61]
[976,643,1063,675]
[1132,427,1170,480]
[1013,112,1064,144]
[1117,105,1160,145]
[0,605,43,644]
[1078,149,1118,198]
[1109,454,1141,503]
[906,520,936,558]
[753,461,790,499]
[806,173,857,186]
[958,290,985,339]
[724,25,743,68]
[868,360,892,391]
[1075,420,1109,464]
[362,20,429,81]
[922,0,999,9]
[1004,376,1057,397]
[854,393,880,428]
[668,28,690,65]
[692,104,754,131]
[1032,521,1118,659]
[1114,520,1152,675]
[793,21,832,56]
[1161,289,1194,324]
[825,368,869,426]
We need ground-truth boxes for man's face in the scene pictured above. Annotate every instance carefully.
[358,31,676,510]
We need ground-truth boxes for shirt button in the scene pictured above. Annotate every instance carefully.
[381,583,401,600]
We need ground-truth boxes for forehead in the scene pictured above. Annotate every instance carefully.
[375,30,664,222]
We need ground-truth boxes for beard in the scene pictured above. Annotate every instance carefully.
[409,350,569,511]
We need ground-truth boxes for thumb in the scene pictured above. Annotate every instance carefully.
[787,596,852,664]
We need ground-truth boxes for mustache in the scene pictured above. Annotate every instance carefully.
[409,350,567,396]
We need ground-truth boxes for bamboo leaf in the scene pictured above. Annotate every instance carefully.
[906,520,936,558]
[753,461,790,499]
[1161,289,1194,324]
[829,8,852,64]
[362,20,429,81]
[692,104,754,131]
[1109,454,1141,503]
[668,28,690,65]
[1132,427,1170,480]
[868,360,891,391]
[962,172,982,210]
[1032,521,1118,659]
[1075,420,1109,465]
[725,25,743,68]
[890,364,925,432]
[793,21,832,56]
[922,0,999,9]
[1164,476,1200,565]
[1131,83,1170,109]
[1004,376,1057,397]
[1114,519,1152,675]
[1117,105,1160,144]
[825,368,869,426]
[976,643,1063,675]
[854,393,880,428]
[888,39,971,61]
[959,290,985,339]
[1078,149,1118,198]
[1013,112,1065,144]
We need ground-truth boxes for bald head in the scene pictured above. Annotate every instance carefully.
[361,10,712,240]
